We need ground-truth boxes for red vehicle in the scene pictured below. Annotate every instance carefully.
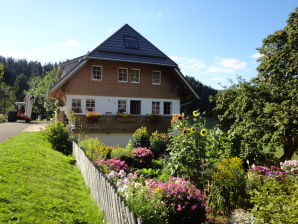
[7,95,33,123]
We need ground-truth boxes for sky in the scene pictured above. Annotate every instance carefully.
[0,0,296,89]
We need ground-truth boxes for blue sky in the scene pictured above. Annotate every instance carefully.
[0,0,296,89]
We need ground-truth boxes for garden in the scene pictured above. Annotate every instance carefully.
[42,9,297,224]
[67,110,297,224]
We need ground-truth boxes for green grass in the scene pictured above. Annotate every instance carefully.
[0,132,105,224]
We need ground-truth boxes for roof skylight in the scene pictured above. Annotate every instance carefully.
[124,37,138,49]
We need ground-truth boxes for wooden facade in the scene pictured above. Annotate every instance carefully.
[61,60,182,100]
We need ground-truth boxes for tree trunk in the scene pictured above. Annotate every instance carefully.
[280,134,298,161]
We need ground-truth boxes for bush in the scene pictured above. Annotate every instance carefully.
[78,138,111,161]
[0,114,5,123]
[150,131,168,157]
[132,147,154,168]
[210,157,247,213]
[248,174,298,224]
[110,146,133,164]
[43,122,72,155]
[94,158,129,173]
[132,127,150,148]
[147,177,206,224]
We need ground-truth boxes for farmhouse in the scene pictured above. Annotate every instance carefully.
[48,24,198,144]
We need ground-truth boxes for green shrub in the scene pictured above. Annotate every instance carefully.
[110,146,133,166]
[132,126,150,148]
[150,131,168,157]
[247,171,298,223]
[0,114,5,123]
[138,168,162,178]
[43,122,72,155]
[78,138,111,161]
[66,110,75,123]
[110,146,132,160]
[210,157,247,213]
[121,182,169,224]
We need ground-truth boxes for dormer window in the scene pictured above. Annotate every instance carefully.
[124,37,138,49]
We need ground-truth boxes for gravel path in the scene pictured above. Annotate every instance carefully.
[0,122,47,143]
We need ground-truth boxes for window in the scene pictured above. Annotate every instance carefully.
[72,99,81,113]
[124,37,138,49]
[130,100,141,114]
[164,102,172,115]
[152,71,161,85]
[118,100,127,113]
[130,69,140,83]
[118,68,128,82]
[152,102,160,114]
[92,65,102,80]
[86,99,95,112]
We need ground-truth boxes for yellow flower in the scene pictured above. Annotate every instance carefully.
[183,129,190,134]
[190,127,196,133]
[200,129,207,136]
[193,110,199,117]
[155,187,163,193]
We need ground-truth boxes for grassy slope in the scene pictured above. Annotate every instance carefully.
[0,132,105,224]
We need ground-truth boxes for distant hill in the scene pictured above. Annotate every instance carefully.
[182,75,218,117]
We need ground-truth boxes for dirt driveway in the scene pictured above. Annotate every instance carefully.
[0,121,47,143]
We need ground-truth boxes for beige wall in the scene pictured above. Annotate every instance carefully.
[63,59,181,99]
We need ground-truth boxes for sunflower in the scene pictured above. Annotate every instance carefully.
[193,110,199,117]
[200,129,207,136]
[190,127,196,133]
[183,129,190,134]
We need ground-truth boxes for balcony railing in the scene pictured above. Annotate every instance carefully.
[72,114,172,133]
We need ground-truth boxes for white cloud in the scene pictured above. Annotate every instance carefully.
[215,57,247,70]
[207,57,247,74]
[207,67,233,73]
[156,11,163,16]
[251,52,262,59]
[52,40,81,48]
[170,56,206,70]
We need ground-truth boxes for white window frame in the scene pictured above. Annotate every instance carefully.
[152,70,161,85]
[91,65,103,81]
[130,69,140,83]
[71,99,82,113]
[118,100,127,113]
[86,99,95,112]
[152,101,160,115]
[163,102,172,115]
[118,68,128,82]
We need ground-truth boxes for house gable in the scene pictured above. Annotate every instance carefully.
[88,24,177,67]
[48,24,199,101]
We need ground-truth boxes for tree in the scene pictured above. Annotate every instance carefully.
[14,73,29,101]
[0,63,15,115]
[214,8,298,162]
[28,67,58,119]
[182,76,218,117]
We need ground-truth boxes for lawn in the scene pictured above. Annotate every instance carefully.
[0,132,105,224]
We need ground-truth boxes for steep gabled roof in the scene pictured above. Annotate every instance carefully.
[49,24,199,100]
[87,24,177,67]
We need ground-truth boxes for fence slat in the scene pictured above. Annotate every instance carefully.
[73,142,142,224]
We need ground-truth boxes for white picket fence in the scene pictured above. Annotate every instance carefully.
[73,142,143,224]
